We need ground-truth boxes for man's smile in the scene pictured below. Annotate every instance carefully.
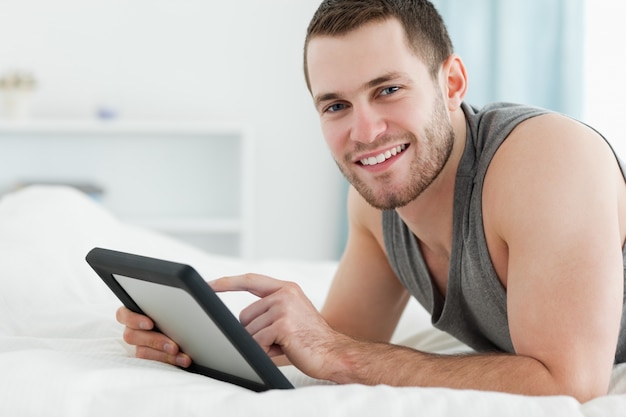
[358,144,409,166]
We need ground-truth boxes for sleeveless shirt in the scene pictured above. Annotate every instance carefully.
[382,102,626,363]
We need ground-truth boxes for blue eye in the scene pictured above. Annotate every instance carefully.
[326,103,347,113]
[380,86,399,96]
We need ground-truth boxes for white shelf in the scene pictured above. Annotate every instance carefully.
[127,217,243,234]
[0,120,254,258]
[0,119,246,135]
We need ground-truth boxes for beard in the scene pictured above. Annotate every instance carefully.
[335,95,455,210]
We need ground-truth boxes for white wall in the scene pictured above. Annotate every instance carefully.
[0,0,346,261]
[583,0,626,159]
[1,0,621,261]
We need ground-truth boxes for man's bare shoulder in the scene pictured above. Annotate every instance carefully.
[489,112,618,178]
[482,112,626,284]
[484,112,624,226]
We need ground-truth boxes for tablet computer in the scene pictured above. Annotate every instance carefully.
[85,247,294,392]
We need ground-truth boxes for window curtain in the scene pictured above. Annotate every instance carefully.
[432,0,585,118]
[335,0,585,258]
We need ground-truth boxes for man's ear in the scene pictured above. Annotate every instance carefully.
[441,54,468,111]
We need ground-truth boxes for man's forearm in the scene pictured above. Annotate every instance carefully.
[324,340,597,401]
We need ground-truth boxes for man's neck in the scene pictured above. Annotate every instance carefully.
[395,108,467,256]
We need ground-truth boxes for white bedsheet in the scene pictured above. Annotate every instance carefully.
[0,186,624,416]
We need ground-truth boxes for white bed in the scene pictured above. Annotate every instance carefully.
[1,186,624,416]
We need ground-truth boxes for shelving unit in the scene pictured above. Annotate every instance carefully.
[0,120,254,258]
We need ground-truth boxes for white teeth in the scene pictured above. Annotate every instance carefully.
[360,144,406,166]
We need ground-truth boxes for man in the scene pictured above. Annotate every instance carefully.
[118,0,626,401]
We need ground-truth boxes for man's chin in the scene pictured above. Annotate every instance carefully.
[337,165,418,209]
[357,187,417,210]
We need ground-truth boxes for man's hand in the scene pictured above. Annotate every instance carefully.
[210,273,351,381]
[115,273,350,380]
[116,307,192,368]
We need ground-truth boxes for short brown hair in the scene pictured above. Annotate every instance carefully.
[303,0,454,91]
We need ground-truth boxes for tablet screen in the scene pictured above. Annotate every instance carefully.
[114,274,265,385]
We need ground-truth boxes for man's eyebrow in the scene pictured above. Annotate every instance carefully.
[314,92,342,108]
[314,72,407,108]
[365,72,405,90]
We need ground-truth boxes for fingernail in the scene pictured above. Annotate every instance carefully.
[139,321,150,330]
[176,355,190,367]
[164,343,176,354]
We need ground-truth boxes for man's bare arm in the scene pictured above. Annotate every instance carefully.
[483,114,624,401]
[212,273,601,401]
[319,340,581,396]
[321,186,409,342]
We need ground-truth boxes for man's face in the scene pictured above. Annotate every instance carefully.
[306,18,455,210]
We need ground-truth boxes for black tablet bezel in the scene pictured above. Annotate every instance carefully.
[85,247,293,392]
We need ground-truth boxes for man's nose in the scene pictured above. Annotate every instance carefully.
[349,105,386,144]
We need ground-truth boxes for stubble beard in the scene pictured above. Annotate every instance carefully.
[336,99,455,210]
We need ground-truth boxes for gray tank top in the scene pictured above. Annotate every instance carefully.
[382,102,626,363]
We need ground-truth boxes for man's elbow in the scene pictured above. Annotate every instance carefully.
[528,356,611,402]
[552,369,610,403]
[565,384,607,403]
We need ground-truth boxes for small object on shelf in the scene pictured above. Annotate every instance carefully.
[0,70,37,121]
[96,104,119,120]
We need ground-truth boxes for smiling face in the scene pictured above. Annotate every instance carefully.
[306,18,455,210]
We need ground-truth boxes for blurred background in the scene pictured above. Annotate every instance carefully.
[0,0,623,261]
